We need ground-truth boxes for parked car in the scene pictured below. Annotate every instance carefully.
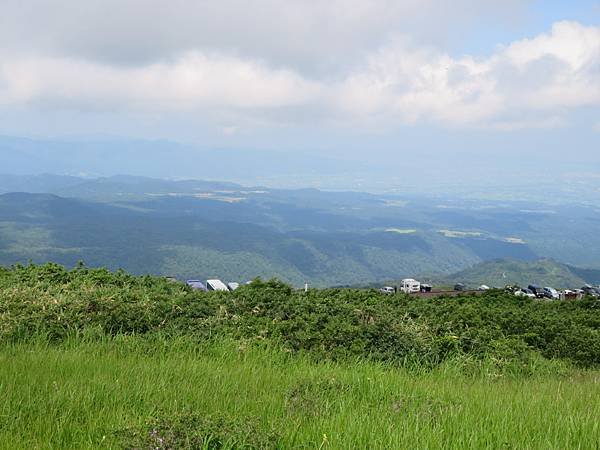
[420,283,432,293]
[582,285,600,297]
[478,284,490,291]
[379,286,395,295]
[528,284,546,298]
[543,287,559,299]
[515,288,536,298]
[186,280,207,291]
[206,279,229,291]
[454,283,466,291]
[227,282,240,291]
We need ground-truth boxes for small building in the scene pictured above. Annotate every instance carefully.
[206,279,229,291]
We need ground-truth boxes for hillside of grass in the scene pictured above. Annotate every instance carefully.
[438,258,589,289]
[1,263,600,448]
[3,338,600,449]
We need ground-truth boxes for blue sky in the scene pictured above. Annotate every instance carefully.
[456,0,600,55]
[0,0,598,189]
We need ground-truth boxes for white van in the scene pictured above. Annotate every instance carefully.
[206,279,229,291]
[400,278,421,294]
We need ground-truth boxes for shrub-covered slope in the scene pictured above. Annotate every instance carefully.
[2,263,599,369]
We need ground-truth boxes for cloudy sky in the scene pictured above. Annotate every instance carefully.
[0,0,599,183]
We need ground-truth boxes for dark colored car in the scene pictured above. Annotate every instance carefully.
[528,284,546,298]
[454,283,466,291]
[420,284,432,293]
[582,285,600,297]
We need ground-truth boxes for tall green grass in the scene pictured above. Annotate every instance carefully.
[1,335,599,449]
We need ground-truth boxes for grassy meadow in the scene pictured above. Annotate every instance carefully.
[2,336,600,449]
[1,263,600,448]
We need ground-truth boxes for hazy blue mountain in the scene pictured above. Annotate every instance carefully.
[0,136,363,187]
[0,173,85,194]
[3,135,600,203]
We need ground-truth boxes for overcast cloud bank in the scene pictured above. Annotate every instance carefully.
[0,1,599,132]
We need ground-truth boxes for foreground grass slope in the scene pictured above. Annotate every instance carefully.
[1,338,600,449]
[1,263,600,448]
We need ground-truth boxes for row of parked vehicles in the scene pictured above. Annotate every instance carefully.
[379,278,433,295]
[514,284,600,299]
[514,285,559,299]
[380,278,600,300]
[183,279,240,292]
[178,276,600,299]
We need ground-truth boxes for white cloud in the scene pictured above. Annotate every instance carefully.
[0,12,598,131]
[502,21,598,71]
[333,41,504,126]
[0,52,319,111]
[498,21,600,110]
[334,21,600,128]
[0,0,526,74]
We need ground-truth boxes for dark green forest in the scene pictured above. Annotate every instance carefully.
[2,176,600,287]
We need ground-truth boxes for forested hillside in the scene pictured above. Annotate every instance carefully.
[2,175,599,286]
[437,258,591,288]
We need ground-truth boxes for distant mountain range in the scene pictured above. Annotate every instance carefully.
[0,136,365,190]
[2,135,600,202]
[1,173,599,287]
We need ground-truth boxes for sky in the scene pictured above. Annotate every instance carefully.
[0,0,599,189]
